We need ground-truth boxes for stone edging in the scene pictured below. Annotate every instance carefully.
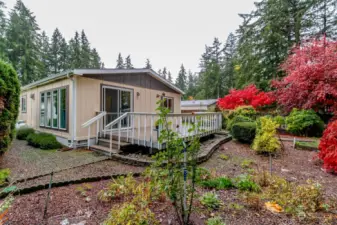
[2,172,142,199]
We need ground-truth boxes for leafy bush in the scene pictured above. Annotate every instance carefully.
[104,195,159,225]
[263,176,323,216]
[226,115,253,131]
[0,60,20,153]
[318,120,337,173]
[234,174,260,192]
[194,167,212,184]
[201,177,234,190]
[16,128,35,140]
[0,169,10,186]
[206,216,226,225]
[252,117,280,154]
[26,132,62,150]
[285,109,324,137]
[273,115,285,127]
[200,192,222,209]
[98,174,137,201]
[231,122,256,143]
[217,85,275,110]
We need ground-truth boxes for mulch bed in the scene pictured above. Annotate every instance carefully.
[5,138,337,225]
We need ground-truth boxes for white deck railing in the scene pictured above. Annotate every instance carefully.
[82,112,222,152]
[103,112,222,152]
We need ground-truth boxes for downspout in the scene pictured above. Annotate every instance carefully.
[67,73,77,148]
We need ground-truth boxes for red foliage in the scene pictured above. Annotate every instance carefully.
[272,38,337,114]
[318,120,337,173]
[217,85,275,110]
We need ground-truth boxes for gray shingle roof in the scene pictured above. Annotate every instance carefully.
[181,99,218,107]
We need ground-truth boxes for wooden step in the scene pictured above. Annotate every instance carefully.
[98,139,130,148]
[90,144,118,156]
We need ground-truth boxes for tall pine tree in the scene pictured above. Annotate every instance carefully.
[125,55,133,69]
[0,1,6,59]
[49,28,63,73]
[145,58,152,69]
[116,53,124,69]
[69,31,81,69]
[175,64,187,92]
[80,30,91,68]
[6,0,42,84]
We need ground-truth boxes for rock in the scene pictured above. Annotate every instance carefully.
[85,197,91,202]
[60,218,70,225]
[281,168,290,173]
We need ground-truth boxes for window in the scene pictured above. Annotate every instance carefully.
[40,87,67,130]
[21,96,27,113]
[40,93,45,126]
[162,97,174,113]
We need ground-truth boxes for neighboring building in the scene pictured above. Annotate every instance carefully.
[181,99,218,113]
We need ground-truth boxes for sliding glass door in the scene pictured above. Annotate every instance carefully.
[102,86,133,129]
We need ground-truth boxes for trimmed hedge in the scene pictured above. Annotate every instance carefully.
[227,115,253,131]
[0,60,20,153]
[231,122,256,143]
[27,132,62,150]
[16,128,35,140]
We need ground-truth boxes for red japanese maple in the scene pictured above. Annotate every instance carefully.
[272,38,337,114]
[217,85,275,110]
[319,120,337,173]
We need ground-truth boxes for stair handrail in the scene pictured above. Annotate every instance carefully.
[104,112,129,130]
[82,111,107,128]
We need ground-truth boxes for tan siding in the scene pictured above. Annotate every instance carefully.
[18,78,73,139]
[76,77,181,140]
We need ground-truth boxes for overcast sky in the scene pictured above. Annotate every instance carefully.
[5,0,256,79]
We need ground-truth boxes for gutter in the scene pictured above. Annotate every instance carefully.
[67,73,77,148]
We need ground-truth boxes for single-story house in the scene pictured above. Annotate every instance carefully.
[19,69,222,154]
[181,99,218,113]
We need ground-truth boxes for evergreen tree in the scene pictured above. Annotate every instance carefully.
[39,31,50,78]
[162,67,167,79]
[80,30,91,68]
[59,37,69,71]
[222,33,237,93]
[145,58,152,69]
[90,48,101,68]
[168,71,173,83]
[49,28,63,73]
[158,69,162,76]
[175,64,187,91]
[6,0,42,85]
[0,1,6,59]
[69,31,81,69]
[116,52,124,69]
[185,70,197,98]
[125,55,133,69]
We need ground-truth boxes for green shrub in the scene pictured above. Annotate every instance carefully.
[234,174,261,192]
[231,106,257,119]
[27,132,62,150]
[201,177,234,190]
[273,115,285,127]
[194,167,212,184]
[285,109,324,137]
[16,127,35,140]
[231,122,256,143]
[200,192,222,209]
[0,60,20,153]
[252,117,280,154]
[206,216,226,225]
[0,168,10,186]
[226,115,253,131]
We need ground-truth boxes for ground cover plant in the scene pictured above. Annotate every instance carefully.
[16,127,34,140]
[26,132,62,150]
